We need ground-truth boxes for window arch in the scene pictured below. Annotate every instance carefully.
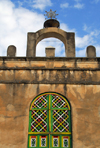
[28,92,72,148]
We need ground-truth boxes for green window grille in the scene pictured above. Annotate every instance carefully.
[28,92,72,148]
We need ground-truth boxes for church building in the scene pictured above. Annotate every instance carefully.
[0,10,100,148]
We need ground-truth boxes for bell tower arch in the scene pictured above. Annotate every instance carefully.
[26,10,75,57]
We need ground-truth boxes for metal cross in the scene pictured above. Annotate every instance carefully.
[44,9,58,20]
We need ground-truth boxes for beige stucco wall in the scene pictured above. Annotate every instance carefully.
[0,57,100,148]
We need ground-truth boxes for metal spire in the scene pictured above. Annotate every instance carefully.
[44,9,58,20]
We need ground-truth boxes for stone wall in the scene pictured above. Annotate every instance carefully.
[0,57,100,148]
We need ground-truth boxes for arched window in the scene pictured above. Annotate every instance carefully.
[28,92,72,148]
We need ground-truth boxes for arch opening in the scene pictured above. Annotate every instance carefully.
[36,37,65,57]
[27,28,75,57]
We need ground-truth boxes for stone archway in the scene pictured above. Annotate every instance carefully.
[26,27,75,57]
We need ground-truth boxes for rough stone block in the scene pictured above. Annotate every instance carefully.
[86,45,96,57]
[46,61,54,68]
[36,70,50,82]
[0,61,3,67]
[64,70,69,80]
[31,70,36,81]
[7,45,16,57]
[65,62,75,68]
[81,71,90,81]
[27,33,36,57]
[67,33,75,57]
[56,70,65,82]
[77,61,98,68]
[15,70,31,81]
[45,46,55,57]
[54,61,64,68]
[5,61,30,68]
[96,71,100,82]
[49,70,56,82]
[0,70,14,81]
[91,71,97,82]
[75,71,82,81]
[69,70,75,81]
[30,61,46,68]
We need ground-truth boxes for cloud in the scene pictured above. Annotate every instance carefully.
[0,0,100,58]
[83,24,88,31]
[60,3,69,8]
[74,3,84,9]
[75,29,100,57]
[92,0,100,3]
[60,0,84,9]
[96,45,100,56]
[0,0,75,57]
[83,24,100,38]
[14,0,52,10]
[75,32,96,48]
[0,0,45,56]
[76,45,100,57]
[32,0,52,10]
[74,0,84,9]
[60,23,75,32]
[0,0,65,57]
[76,23,100,57]
[76,48,86,57]
[60,23,96,57]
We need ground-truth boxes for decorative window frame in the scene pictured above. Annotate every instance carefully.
[28,92,72,148]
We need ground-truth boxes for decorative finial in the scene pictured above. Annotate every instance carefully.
[44,9,58,20]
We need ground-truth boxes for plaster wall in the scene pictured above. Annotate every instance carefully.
[0,57,100,148]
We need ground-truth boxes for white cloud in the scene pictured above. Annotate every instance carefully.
[76,48,86,57]
[75,32,95,48]
[60,3,69,8]
[60,1,84,9]
[93,45,100,57]
[32,0,52,10]
[74,0,84,9]
[92,0,100,3]
[0,0,100,58]
[83,24,88,31]
[60,23,75,32]
[14,0,52,10]
[0,0,75,58]
[76,45,100,57]
[74,3,84,9]
[83,24,100,37]
[0,0,67,57]
[0,0,45,56]
[76,28,100,57]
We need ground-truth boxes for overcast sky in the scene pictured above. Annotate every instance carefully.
[0,0,100,57]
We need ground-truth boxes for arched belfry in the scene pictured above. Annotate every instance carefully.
[26,10,75,57]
